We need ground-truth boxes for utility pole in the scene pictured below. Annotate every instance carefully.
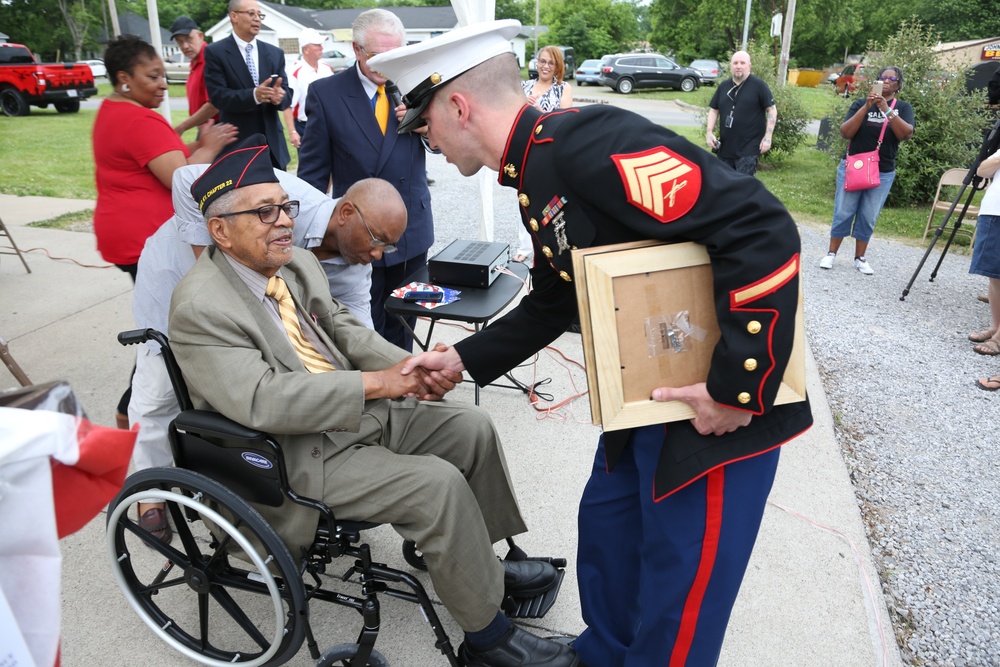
[741,0,751,50]
[107,0,121,38]
[776,0,796,86]
[534,0,540,56]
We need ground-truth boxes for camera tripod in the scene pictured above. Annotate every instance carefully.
[900,116,1000,301]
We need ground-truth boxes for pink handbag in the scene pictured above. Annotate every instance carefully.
[844,100,896,192]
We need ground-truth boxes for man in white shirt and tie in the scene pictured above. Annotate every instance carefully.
[204,0,291,169]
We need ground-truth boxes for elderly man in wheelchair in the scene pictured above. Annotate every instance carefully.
[106,136,578,667]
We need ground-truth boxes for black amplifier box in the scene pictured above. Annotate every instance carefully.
[427,239,510,288]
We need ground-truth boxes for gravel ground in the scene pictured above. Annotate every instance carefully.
[797,219,999,667]
[422,151,999,666]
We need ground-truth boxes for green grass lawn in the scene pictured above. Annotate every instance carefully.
[0,82,947,249]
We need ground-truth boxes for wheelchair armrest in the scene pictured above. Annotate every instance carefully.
[174,410,269,443]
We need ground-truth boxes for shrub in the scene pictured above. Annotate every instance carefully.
[745,41,810,164]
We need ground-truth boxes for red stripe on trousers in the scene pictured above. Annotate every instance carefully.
[669,468,725,666]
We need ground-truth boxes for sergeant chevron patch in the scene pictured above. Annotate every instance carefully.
[611,147,700,222]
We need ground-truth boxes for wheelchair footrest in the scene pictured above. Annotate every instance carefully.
[503,568,564,619]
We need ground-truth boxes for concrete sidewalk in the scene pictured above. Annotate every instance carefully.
[1,193,902,666]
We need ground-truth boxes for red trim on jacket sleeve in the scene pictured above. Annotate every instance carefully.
[669,468,724,667]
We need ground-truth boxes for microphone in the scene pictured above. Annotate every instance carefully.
[385,80,404,108]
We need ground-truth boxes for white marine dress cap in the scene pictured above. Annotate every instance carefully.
[368,19,521,133]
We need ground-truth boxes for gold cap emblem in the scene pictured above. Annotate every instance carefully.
[747,320,762,334]
[743,358,758,371]
[430,72,442,84]
[504,163,517,179]
[529,218,539,231]
[737,392,751,404]
[518,193,530,207]
[559,270,572,282]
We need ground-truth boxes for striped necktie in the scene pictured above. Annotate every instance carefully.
[375,84,388,135]
[265,276,335,373]
[245,43,258,86]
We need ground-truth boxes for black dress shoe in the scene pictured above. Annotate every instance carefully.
[503,559,558,597]
[460,626,580,667]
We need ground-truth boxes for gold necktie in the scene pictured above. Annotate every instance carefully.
[265,276,336,373]
[375,84,388,135]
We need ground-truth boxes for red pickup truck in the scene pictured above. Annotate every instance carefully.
[0,42,97,116]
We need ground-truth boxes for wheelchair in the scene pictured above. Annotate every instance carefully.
[106,329,567,667]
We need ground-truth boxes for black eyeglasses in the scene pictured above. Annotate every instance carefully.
[232,9,265,20]
[879,75,899,82]
[353,203,397,253]
[217,200,299,224]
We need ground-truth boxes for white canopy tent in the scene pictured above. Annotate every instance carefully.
[450,0,497,242]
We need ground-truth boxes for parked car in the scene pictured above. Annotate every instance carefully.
[599,53,700,94]
[164,53,190,84]
[320,49,355,73]
[834,64,866,96]
[574,59,602,85]
[689,58,720,86]
[0,42,96,116]
[528,46,576,80]
[77,59,107,79]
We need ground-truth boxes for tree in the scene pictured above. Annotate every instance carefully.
[907,0,1000,43]
[55,0,96,61]
[0,0,94,60]
[649,0,773,64]
[541,0,642,60]
[495,0,533,25]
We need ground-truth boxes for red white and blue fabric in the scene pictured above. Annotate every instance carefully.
[0,408,136,667]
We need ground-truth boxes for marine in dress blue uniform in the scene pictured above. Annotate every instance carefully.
[372,21,814,667]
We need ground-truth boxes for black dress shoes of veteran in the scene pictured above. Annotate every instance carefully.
[460,625,580,667]
[503,559,558,598]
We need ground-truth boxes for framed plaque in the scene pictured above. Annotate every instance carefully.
[572,240,806,431]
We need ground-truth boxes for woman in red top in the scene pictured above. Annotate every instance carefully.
[93,35,237,277]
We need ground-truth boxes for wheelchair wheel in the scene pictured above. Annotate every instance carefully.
[106,468,307,667]
[317,643,390,667]
[401,540,427,571]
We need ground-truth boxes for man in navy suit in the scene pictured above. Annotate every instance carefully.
[204,0,291,170]
[297,8,433,351]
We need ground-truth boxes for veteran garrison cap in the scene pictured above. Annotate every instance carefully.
[367,19,521,133]
[191,133,278,213]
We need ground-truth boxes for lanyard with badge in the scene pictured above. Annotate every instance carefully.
[725,80,744,128]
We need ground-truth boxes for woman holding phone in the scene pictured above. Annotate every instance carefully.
[819,65,914,275]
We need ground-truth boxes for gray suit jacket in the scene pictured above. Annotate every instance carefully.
[168,246,409,553]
